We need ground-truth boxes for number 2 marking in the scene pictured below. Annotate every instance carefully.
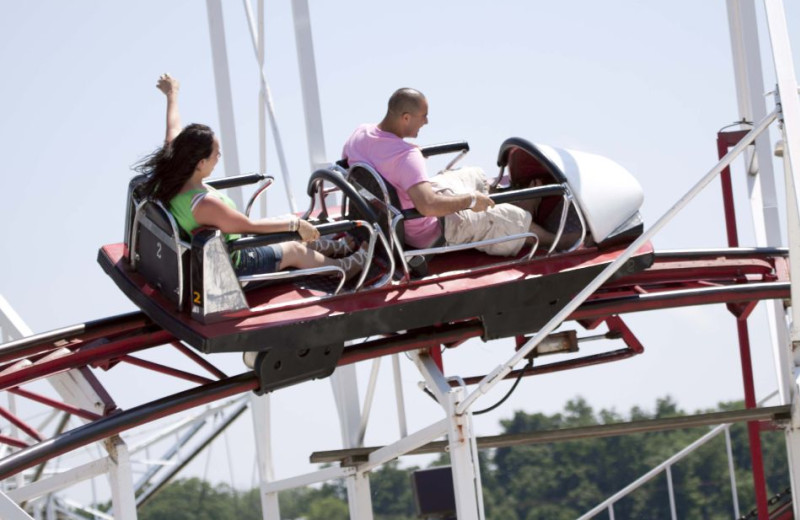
[156,242,162,259]
[193,291,202,304]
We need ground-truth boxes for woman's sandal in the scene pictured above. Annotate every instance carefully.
[309,236,356,257]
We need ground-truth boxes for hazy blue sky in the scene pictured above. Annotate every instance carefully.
[0,0,799,500]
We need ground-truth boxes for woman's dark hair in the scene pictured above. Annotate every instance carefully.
[135,123,216,204]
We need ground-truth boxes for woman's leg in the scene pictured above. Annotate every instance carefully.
[277,242,368,280]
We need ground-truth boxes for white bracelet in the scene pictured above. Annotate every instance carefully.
[468,193,477,210]
[290,217,299,232]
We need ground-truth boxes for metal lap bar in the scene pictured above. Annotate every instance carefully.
[244,176,274,217]
[443,149,469,171]
[236,219,379,293]
[546,190,587,255]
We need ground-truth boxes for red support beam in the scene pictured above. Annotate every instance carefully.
[119,355,215,385]
[171,342,227,379]
[8,388,103,422]
[718,128,768,520]
[0,406,43,442]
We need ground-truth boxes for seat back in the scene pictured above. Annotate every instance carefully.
[345,163,408,266]
[130,200,189,309]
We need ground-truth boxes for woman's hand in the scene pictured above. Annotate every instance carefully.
[158,73,181,143]
[157,73,180,97]
[297,219,320,242]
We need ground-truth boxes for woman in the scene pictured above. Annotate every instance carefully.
[136,73,367,280]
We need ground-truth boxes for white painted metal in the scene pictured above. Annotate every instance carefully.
[391,354,408,438]
[724,427,741,518]
[330,364,374,520]
[534,144,644,242]
[358,419,449,474]
[665,465,677,520]
[106,436,137,520]
[458,109,777,416]
[133,420,205,492]
[251,394,280,520]
[726,0,793,417]
[762,1,800,516]
[291,0,328,171]
[60,497,114,520]
[242,0,297,213]
[262,465,355,494]
[7,459,110,503]
[445,388,484,520]
[205,0,243,208]
[257,0,266,219]
[0,490,33,520]
[0,296,139,517]
[410,352,484,519]
[358,358,382,446]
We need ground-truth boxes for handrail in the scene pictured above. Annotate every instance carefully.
[577,390,780,520]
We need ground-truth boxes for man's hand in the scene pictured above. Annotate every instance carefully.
[157,73,180,97]
[470,192,495,212]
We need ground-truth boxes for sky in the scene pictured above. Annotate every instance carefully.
[1,0,800,510]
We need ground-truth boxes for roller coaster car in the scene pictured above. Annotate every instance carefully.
[98,138,653,393]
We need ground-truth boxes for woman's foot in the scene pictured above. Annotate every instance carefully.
[308,236,356,257]
[337,243,369,280]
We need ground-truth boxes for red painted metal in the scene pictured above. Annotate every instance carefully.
[0,312,150,366]
[119,355,215,385]
[171,342,227,379]
[8,388,103,422]
[0,434,28,449]
[339,322,484,366]
[0,406,42,442]
[0,330,174,393]
[459,316,645,385]
[718,128,769,520]
[460,347,640,386]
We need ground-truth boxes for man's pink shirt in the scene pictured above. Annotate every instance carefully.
[342,124,441,248]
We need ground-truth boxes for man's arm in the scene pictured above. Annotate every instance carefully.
[156,73,181,144]
[407,181,494,217]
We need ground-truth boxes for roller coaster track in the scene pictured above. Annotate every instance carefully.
[0,247,789,481]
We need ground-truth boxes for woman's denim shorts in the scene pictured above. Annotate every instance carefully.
[234,244,283,276]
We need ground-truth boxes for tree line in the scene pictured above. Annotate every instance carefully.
[96,396,789,520]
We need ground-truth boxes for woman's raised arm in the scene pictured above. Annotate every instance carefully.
[156,73,182,144]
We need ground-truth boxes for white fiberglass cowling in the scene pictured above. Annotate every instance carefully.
[535,144,643,243]
[498,138,644,244]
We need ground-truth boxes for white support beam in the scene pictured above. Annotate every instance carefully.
[762,1,800,517]
[291,0,327,170]
[359,419,449,474]
[391,355,408,438]
[251,394,280,520]
[242,0,298,212]
[0,490,32,520]
[206,0,243,208]
[106,436,137,520]
[726,0,791,406]
[257,0,266,219]
[7,458,110,503]
[262,465,354,494]
[330,363,374,520]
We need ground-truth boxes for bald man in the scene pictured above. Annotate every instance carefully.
[342,88,538,256]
